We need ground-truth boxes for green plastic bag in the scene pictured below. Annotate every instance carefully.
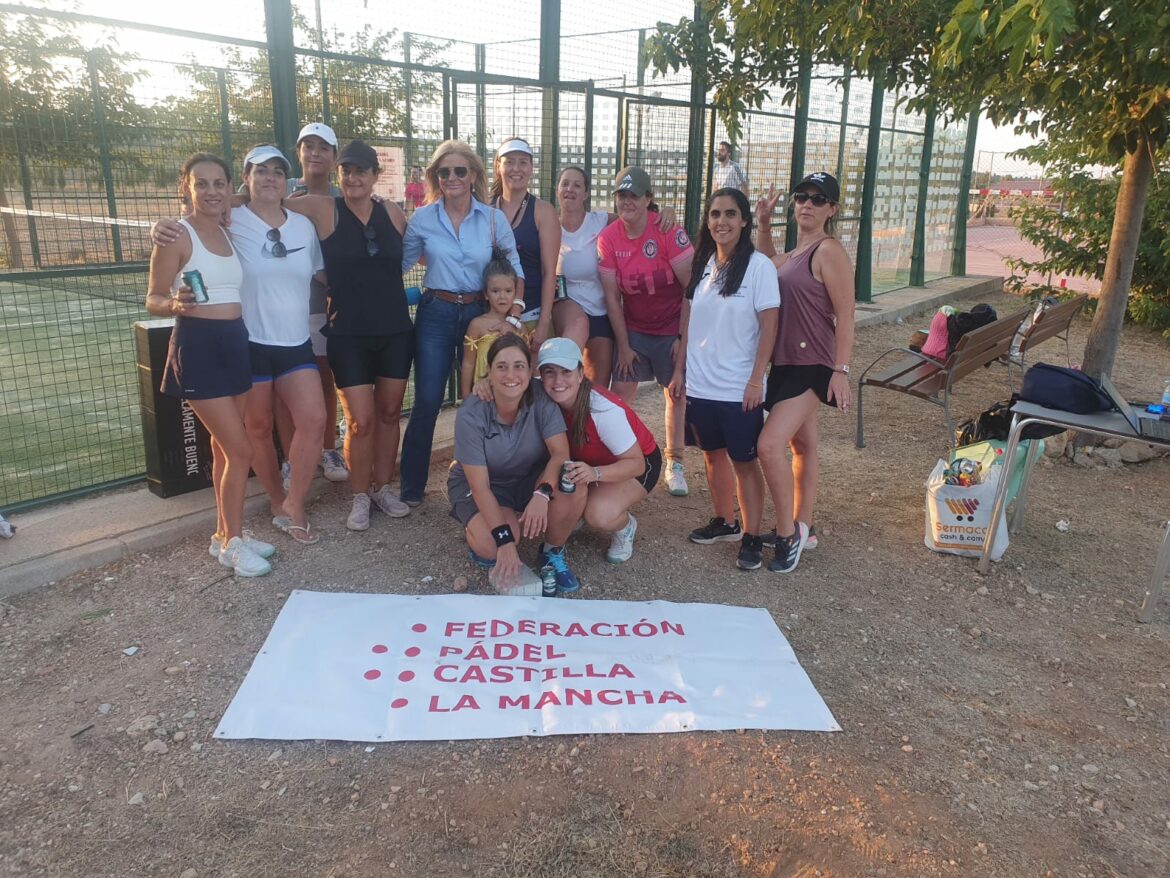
[949,439,1044,509]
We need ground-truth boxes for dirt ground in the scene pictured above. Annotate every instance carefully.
[2,288,1169,878]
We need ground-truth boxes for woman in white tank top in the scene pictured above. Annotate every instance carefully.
[145,153,273,578]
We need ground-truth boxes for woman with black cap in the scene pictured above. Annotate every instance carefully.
[597,165,694,498]
[278,140,415,532]
[754,172,856,574]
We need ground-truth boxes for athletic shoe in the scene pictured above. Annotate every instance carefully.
[537,544,581,593]
[371,485,410,518]
[689,517,743,544]
[606,513,637,564]
[218,536,272,577]
[664,461,689,496]
[768,521,809,574]
[402,496,423,508]
[209,531,275,560]
[762,524,817,550]
[346,492,372,531]
[321,449,348,482]
[736,533,764,570]
[280,461,291,493]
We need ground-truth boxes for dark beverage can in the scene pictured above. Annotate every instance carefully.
[559,460,576,494]
[541,564,558,597]
[555,274,568,300]
[181,269,209,303]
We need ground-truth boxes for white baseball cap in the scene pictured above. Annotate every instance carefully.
[243,144,292,174]
[497,138,533,157]
[296,122,338,148]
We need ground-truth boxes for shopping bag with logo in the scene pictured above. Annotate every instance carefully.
[924,459,1009,560]
[948,438,1043,510]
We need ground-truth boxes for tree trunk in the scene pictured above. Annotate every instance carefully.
[0,185,27,270]
[1081,135,1154,380]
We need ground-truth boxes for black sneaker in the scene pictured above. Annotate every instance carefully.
[768,522,809,573]
[762,524,816,550]
[689,517,743,544]
[736,534,764,570]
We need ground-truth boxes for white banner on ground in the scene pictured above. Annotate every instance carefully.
[215,591,840,742]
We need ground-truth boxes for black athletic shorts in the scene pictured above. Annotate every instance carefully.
[161,315,251,400]
[327,330,414,388]
[764,363,838,410]
[684,396,764,461]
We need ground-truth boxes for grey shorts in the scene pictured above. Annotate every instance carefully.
[614,330,677,387]
[447,464,543,529]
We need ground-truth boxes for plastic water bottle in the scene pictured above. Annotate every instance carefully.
[1162,379,1170,407]
[489,562,543,597]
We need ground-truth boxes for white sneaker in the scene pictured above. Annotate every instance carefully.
[218,536,273,577]
[664,461,689,496]
[347,492,372,531]
[321,449,348,482]
[371,484,410,518]
[209,531,276,560]
[280,461,291,493]
[607,513,637,564]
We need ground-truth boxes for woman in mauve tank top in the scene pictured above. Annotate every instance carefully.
[752,172,856,575]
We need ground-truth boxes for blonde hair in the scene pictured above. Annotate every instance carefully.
[424,140,487,204]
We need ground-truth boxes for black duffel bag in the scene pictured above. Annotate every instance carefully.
[1019,362,1114,414]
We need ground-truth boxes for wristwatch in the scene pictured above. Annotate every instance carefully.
[834,364,850,374]
[534,482,554,501]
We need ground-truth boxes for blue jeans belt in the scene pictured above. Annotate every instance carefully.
[426,288,483,305]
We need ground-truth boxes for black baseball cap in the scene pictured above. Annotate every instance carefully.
[796,172,840,203]
[337,140,379,170]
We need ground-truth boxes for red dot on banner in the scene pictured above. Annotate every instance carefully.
[404,646,421,657]
[391,698,408,709]
[371,644,388,654]
[364,669,381,680]
[398,670,415,682]
[411,623,427,633]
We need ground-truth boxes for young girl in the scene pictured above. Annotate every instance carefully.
[461,248,528,397]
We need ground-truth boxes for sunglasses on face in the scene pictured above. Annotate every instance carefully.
[363,224,379,257]
[265,227,287,258]
[793,192,833,207]
[437,166,470,180]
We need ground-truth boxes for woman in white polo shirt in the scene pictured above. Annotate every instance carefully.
[232,145,327,544]
[672,188,779,571]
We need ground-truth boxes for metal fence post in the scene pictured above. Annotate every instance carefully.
[704,107,715,201]
[404,33,414,164]
[583,81,594,187]
[786,51,812,252]
[263,0,299,156]
[314,0,330,124]
[952,108,980,277]
[539,0,561,202]
[87,51,122,264]
[17,143,40,269]
[684,3,709,236]
[835,66,851,180]
[909,103,936,286]
[475,44,487,163]
[855,71,884,303]
[216,69,233,170]
[442,72,452,140]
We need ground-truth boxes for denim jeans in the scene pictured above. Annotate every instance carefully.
[399,293,485,502]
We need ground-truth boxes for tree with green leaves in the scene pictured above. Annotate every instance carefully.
[648,0,1170,379]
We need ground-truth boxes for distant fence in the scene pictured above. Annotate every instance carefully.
[0,0,973,510]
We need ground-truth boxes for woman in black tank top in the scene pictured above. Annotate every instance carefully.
[283,140,415,531]
[490,136,588,351]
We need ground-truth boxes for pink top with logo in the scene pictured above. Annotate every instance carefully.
[597,214,693,336]
[773,239,837,367]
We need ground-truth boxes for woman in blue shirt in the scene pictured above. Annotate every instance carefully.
[399,140,524,506]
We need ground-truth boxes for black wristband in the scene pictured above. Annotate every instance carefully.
[491,524,515,547]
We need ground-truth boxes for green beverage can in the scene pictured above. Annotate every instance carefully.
[555,274,568,301]
[181,269,210,303]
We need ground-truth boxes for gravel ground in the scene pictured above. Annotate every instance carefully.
[2,288,1169,878]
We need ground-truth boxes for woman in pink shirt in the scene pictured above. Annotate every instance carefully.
[597,166,693,497]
